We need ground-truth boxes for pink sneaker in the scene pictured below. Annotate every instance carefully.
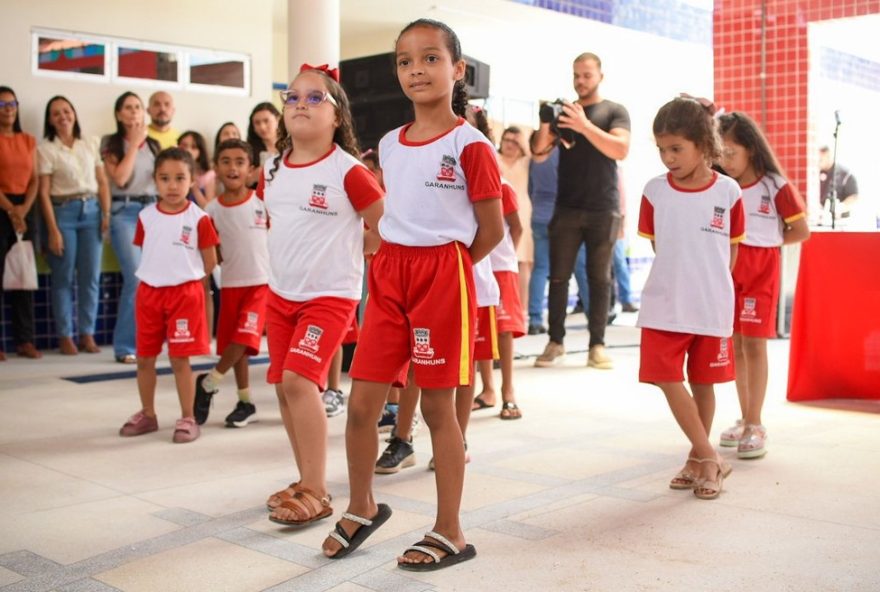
[173,417,200,443]
[120,411,159,437]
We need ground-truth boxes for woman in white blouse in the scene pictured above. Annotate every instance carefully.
[37,96,111,355]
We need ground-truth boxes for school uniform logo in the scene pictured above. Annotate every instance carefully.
[309,184,329,209]
[436,155,457,182]
[710,207,725,230]
[412,328,436,359]
[242,311,259,334]
[180,225,193,245]
[298,325,323,353]
[710,338,731,367]
[758,194,772,214]
[740,297,761,323]
[173,319,191,339]
[254,207,267,227]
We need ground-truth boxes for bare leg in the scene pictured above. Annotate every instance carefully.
[473,359,496,407]
[169,356,194,418]
[136,356,158,417]
[657,381,718,483]
[387,387,401,405]
[499,332,516,405]
[395,377,421,441]
[276,384,302,469]
[270,371,329,521]
[732,333,749,419]
[215,343,247,375]
[328,348,343,392]
[399,387,467,565]
[232,355,249,391]
[322,379,390,557]
[518,260,532,328]
[741,336,768,426]
[456,378,475,439]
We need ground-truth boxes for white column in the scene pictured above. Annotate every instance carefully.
[287,0,340,83]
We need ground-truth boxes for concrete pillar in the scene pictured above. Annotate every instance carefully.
[286,0,340,83]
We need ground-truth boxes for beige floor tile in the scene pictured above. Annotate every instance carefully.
[95,537,307,592]
[0,566,23,587]
[493,446,644,480]
[324,583,375,592]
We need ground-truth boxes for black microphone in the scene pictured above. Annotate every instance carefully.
[834,110,842,125]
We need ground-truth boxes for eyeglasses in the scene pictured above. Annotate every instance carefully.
[0,100,19,109]
[279,89,337,108]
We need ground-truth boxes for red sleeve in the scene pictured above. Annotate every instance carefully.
[637,195,654,239]
[197,215,220,248]
[730,196,746,243]
[501,183,518,216]
[774,182,806,223]
[460,142,502,202]
[343,164,384,211]
[133,217,145,246]
[255,169,266,200]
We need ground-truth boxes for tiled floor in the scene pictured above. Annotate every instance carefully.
[1,314,878,592]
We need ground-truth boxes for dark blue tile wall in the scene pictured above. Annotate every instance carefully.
[819,47,880,92]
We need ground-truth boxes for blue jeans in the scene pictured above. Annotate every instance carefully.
[47,198,104,338]
[613,238,632,304]
[528,221,589,325]
[109,200,148,356]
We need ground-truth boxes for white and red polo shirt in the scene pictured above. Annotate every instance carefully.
[739,173,806,247]
[636,172,745,337]
[205,191,270,288]
[133,202,219,287]
[256,144,384,301]
[378,118,502,247]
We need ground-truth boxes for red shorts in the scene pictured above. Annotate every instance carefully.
[474,306,499,361]
[639,328,735,384]
[136,280,209,358]
[494,270,525,338]
[341,314,360,345]
[216,284,268,355]
[265,291,358,388]
[733,244,780,338]
[350,242,476,389]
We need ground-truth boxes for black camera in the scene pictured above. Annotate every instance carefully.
[539,99,576,146]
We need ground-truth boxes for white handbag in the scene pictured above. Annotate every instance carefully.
[2,233,39,291]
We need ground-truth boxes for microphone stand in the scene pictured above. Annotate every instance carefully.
[827,111,842,230]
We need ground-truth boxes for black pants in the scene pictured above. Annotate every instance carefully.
[0,194,36,346]
[547,206,619,348]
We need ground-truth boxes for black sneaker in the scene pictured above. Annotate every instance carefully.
[377,404,398,433]
[225,401,257,428]
[527,324,547,335]
[375,436,415,474]
[194,373,218,425]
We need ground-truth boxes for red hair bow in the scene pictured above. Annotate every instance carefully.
[300,63,340,83]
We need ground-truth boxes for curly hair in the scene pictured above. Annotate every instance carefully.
[653,96,721,164]
[266,70,361,184]
[396,19,469,118]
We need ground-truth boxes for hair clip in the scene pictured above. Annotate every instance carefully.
[300,63,340,83]
[360,148,375,158]
[679,93,718,116]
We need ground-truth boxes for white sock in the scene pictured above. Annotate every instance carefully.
[203,368,225,392]
[237,387,251,403]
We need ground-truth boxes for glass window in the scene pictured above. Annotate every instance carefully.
[189,53,247,89]
[117,47,178,82]
[37,36,106,76]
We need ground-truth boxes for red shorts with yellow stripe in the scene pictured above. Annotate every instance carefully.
[265,291,359,389]
[216,284,268,356]
[350,242,476,389]
[639,328,735,384]
[493,270,525,337]
[732,244,780,338]
[474,306,499,361]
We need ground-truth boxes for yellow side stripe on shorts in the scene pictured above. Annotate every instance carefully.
[489,306,500,360]
[455,246,471,386]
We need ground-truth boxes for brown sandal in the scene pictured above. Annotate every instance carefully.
[669,457,700,490]
[268,484,333,526]
[693,457,732,500]
[265,481,299,511]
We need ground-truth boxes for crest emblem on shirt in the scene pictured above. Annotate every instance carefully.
[254,207,267,227]
[180,225,193,245]
[710,206,725,230]
[436,155,457,182]
[174,319,191,339]
[413,328,436,359]
[758,194,771,214]
[741,297,757,318]
[299,324,323,352]
[309,184,329,209]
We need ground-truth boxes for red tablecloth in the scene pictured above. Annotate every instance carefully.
[787,231,880,401]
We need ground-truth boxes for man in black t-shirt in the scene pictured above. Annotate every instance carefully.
[532,53,631,369]
[818,146,859,216]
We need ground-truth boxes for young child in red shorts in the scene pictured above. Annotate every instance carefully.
[321,19,504,571]
[716,112,809,459]
[637,97,745,499]
[196,139,269,428]
[258,65,384,526]
[118,147,219,443]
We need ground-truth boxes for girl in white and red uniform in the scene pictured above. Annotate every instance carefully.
[716,112,809,459]
[637,97,745,500]
[257,64,384,527]
[118,148,219,444]
[321,19,504,571]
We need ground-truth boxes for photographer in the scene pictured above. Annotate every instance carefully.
[533,52,631,370]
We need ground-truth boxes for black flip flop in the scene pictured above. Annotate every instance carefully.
[471,396,494,411]
[398,531,476,572]
[325,503,392,559]
[500,401,522,420]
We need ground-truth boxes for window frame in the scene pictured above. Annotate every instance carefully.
[31,28,110,82]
